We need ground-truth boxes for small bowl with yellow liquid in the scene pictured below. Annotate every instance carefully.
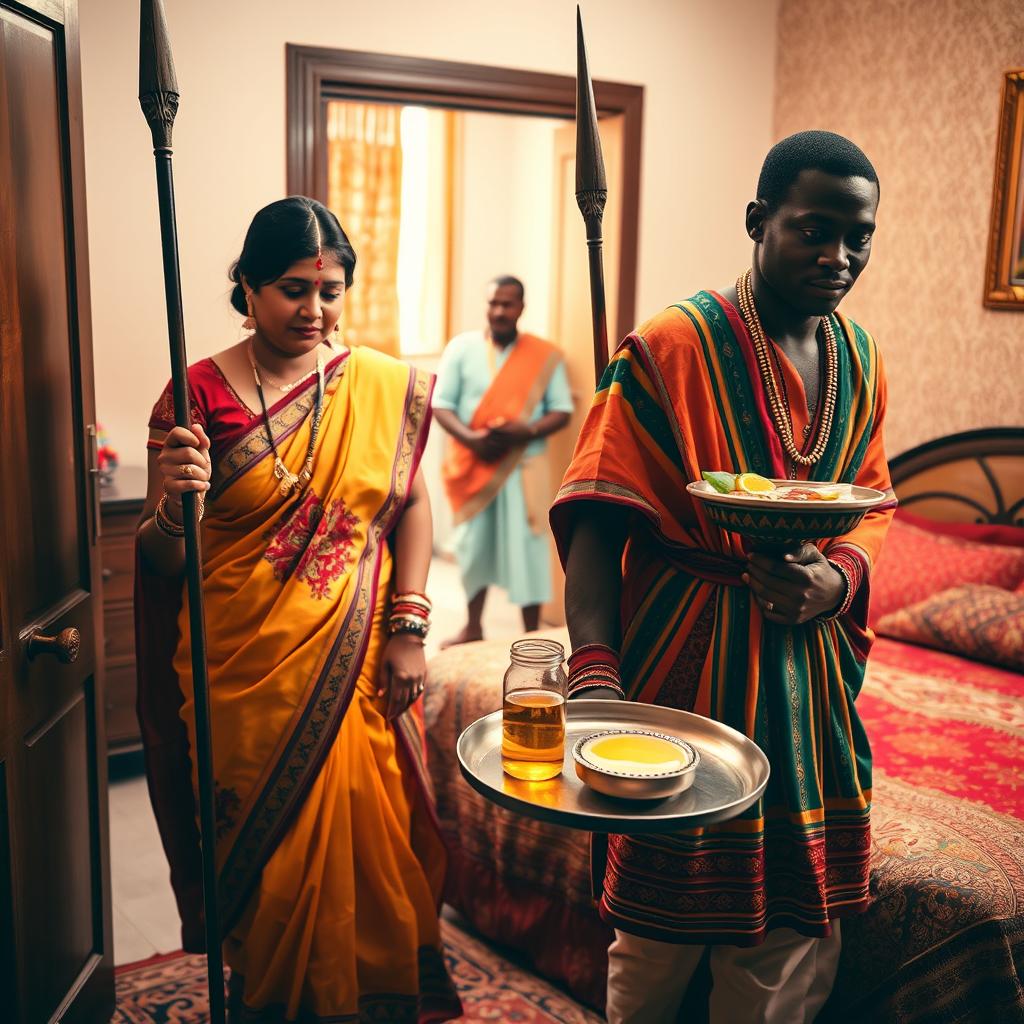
[572,730,699,800]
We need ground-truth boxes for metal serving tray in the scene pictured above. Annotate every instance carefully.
[457,699,770,834]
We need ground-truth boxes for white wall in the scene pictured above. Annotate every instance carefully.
[80,0,779,466]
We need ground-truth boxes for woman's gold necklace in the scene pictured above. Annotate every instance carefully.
[248,340,319,393]
[736,269,838,470]
[248,341,325,495]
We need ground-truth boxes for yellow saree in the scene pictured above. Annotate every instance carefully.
[137,346,461,1022]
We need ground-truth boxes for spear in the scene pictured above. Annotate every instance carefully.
[138,2,225,1019]
[575,6,610,383]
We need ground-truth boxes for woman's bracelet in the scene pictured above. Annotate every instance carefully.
[392,592,431,616]
[154,494,185,537]
[153,491,206,539]
[388,615,430,639]
[388,590,432,640]
[391,602,430,619]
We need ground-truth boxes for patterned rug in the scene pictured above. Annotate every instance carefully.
[112,918,602,1023]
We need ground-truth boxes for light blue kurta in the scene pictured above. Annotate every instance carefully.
[433,330,574,607]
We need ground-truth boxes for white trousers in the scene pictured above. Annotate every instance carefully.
[605,923,842,1024]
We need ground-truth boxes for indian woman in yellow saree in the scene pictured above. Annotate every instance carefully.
[135,197,461,1022]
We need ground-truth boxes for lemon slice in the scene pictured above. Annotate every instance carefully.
[736,473,775,495]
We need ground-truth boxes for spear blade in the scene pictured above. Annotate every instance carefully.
[139,0,179,149]
[138,2,225,1020]
[575,6,610,382]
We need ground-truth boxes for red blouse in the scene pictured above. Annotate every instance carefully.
[147,353,347,462]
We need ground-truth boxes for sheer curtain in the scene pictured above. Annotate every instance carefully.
[326,102,402,356]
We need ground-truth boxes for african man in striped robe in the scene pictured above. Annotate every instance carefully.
[551,131,895,1024]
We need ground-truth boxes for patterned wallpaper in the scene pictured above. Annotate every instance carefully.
[774,0,1024,457]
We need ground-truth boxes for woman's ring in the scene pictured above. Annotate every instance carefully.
[764,600,774,613]
[181,464,194,477]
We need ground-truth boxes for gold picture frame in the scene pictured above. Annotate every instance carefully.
[985,70,1024,309]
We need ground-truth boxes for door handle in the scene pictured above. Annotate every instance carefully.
[26,627,82,664]
[88,423,102,544]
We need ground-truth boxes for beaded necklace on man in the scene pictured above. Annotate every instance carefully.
[735,269,838,473]
[248,338,325,495]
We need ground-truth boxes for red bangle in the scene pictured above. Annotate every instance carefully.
[568,643,620,672]
[568,643,624,697]
[391,602,429,616]
[570,679,626,699]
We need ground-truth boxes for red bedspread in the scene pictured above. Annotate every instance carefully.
[859,637,1022,817]
[425,631,1024,1023]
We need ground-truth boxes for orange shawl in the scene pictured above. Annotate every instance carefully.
[441,333,562,523]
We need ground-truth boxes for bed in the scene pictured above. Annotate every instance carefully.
[423,428,1024,1022]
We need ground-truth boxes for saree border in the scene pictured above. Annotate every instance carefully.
[210,353,350,500]
[217,363,434,931]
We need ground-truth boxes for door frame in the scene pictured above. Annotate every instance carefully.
[285,44,643,346]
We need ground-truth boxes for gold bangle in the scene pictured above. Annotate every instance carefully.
[154,495,185,537]
[161,492,184,523]
[159,491,205,524]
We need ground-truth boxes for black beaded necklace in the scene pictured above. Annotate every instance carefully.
[248,339,325,496]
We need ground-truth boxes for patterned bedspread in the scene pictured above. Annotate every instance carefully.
[424,631,1024,1022]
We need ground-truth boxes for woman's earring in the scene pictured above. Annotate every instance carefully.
[243,295,256,332]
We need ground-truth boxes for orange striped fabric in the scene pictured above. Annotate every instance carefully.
[551,290,895,943]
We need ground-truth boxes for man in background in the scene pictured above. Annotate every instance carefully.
[433,275,573,646]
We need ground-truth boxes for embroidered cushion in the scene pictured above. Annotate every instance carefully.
[871,519,1024,623]
[876,584,1024,672]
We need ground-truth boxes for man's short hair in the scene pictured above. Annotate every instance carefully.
[489,275,525,301]
[757,131,878,210]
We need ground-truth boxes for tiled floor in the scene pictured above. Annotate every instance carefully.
[110,554,529,965]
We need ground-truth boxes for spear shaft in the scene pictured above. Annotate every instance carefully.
[575,6,610,384]
[139,2,225,1019]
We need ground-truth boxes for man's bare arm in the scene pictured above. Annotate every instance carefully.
[432,407,479,446]
[564,501,629,699]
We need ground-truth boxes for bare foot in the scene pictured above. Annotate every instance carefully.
[440,625,484,650]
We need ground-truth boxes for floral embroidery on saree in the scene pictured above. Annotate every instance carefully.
[263,489,361,600]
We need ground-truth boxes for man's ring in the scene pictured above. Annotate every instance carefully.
[764,600,774,612]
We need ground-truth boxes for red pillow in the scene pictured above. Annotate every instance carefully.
[876,585,1024,672]
[871,518,1024,623]
[895,507,1024,548]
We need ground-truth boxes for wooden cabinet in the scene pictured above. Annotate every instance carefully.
[99,467,147,754]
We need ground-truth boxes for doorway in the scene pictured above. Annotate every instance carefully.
[287,46,643,625]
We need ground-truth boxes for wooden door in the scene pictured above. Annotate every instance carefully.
[0,1,114,1020]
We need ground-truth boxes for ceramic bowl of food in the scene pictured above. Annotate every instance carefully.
[572,729,700,801]
[686,474,889,546]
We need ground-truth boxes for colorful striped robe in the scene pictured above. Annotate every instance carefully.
[550,290,894,945]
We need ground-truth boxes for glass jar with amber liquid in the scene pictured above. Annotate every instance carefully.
[501,638,567,781]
